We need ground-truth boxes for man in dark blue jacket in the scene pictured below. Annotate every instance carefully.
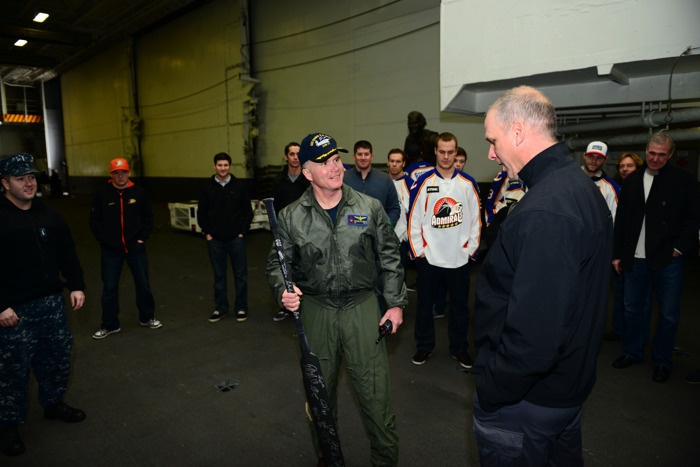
[198,152,254,323]
[473,86,613,466]
[0,154,86,457]
[90,158,161,339]
[611,132,700,383]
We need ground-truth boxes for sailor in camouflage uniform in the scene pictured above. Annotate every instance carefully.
[0,153,87,457]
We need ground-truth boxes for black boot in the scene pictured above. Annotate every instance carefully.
[44,402,86,423]
[0,425,25,456]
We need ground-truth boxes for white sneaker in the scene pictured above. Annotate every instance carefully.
[93,328,120,339]
[140,319,163,329]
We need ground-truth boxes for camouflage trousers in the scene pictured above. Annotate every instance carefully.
[0,294,73,427]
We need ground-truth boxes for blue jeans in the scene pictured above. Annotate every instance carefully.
[611,270,625,336]
[414,258,469,355]
[623,257,684,368]
[207,237,248,313]
[100,244,155,330]
[612,270,651,338]
[473,394,583,467]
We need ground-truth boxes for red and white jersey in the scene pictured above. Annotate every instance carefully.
[393,175,411,242]
[582,167,620,222]
[594,178,619,222]
[408,169,481,268]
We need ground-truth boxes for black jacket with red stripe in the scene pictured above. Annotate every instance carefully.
[89,180,153,252]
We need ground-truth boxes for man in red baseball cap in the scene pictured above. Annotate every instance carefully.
[89,158,162,339]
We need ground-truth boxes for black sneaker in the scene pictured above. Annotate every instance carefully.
[0,425,24,456]
[685,369,700,384]
[236,310,248,322]
[44,402,86,423]
[273,310,288,321]
[208,311,228,323]
[412,350,432,365]
[612,354,638,369]
[452,352,473,369]
[652,365,671,383]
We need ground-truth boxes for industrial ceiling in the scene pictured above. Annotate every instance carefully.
[0,0,207,84]
[1,1,698,149]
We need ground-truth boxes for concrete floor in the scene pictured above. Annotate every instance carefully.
[5,196,699,466]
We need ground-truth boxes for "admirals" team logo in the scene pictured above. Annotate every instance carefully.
[431,197,462,228]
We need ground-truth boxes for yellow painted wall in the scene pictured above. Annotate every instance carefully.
[60,0,494,182]
[61,0,249,179]
[135,0,248,178]
[250,0,490,180]
[61,42,134,177]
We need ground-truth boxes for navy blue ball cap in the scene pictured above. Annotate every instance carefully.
[298,133,348,166]
[0,153,41,176]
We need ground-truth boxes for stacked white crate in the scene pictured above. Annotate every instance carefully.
[168,200,270,233]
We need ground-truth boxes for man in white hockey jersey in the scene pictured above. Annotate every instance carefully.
[407,132,481,368]
[581,141,619,220]
[387,148,412,284]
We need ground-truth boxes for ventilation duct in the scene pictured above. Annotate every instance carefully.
[567,127,700,149]
[559,107,700,135]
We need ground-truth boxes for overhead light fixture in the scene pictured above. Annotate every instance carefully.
[14,39,28,47]
[33,12,49,23]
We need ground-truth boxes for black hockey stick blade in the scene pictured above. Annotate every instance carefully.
[263,198,345,466]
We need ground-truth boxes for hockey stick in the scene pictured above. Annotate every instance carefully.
[263,198,345,466]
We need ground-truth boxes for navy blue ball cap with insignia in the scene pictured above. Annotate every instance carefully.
[0,153,41,177]
[298,132,348,166]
